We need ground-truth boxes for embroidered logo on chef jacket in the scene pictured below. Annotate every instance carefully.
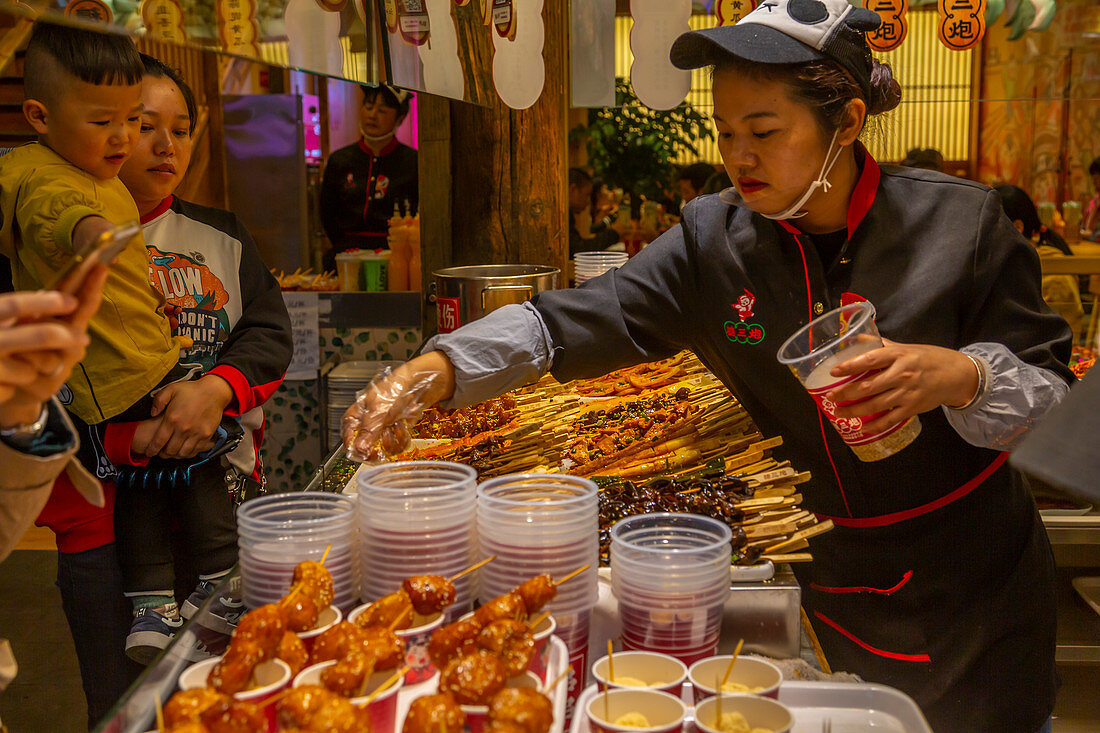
[724,288,766,345]
[374,174,391,199]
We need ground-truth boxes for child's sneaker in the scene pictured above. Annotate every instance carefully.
[181,578,245,635]
[125,606,184,665]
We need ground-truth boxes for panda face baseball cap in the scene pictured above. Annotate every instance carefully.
[670,0,883,98]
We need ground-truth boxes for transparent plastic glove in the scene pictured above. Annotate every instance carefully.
[342,362,451,463]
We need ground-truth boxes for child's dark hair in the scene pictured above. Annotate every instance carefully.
[139,53,198,135]
[994,184,1073,256]
[360,84,411,117]
[24,22,143,106]
[714,57,901,138]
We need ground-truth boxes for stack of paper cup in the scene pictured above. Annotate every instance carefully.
[611,513,732,665]
[477,474,599,718]
[237,492,358,612]
[357,461,480,619]
[574,252,628,285]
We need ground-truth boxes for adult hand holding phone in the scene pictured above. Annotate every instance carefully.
[0,265,108,429]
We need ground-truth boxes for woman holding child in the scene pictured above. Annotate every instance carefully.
[17,26,292,725]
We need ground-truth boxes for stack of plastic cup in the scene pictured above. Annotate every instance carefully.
[611,513,732,665]
[476,474,599,719]
[574,252,629,285]
[357,461,479,619]
[237,492,358,612]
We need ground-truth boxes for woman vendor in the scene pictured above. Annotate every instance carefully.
[320,83,418,267]
[344,1,1070,730]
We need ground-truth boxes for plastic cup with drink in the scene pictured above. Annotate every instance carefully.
[777,301,921,462]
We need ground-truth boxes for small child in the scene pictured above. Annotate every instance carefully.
[4,23,236,664]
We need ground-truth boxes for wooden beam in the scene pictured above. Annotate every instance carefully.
[418,92,453,336]
[201,50,228,209]
[447,1,570,275]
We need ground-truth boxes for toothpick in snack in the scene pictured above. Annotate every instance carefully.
[528,611,551,632]
[555,564,590,587]
[321,544,332,566]
[603,674,611,721]
[542,666,571,694]
[448,555,496,583]
[364,666,410,704]
[607,640,615,685]
[155,692,165,733]
[721,639,744,688]
[715,674,723,725]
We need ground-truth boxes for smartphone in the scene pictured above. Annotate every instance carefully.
[46,220,141,294]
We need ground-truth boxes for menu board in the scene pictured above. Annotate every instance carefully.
[283,292,320,380]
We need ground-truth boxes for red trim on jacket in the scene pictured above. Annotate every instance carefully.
[358,137,399,157]
[140,195,174,225]
[811,570,913,596]
[35,474,117,553]
[103,422,151,467]
[818,452,1009,528]
[209,364,282,417]
[814,611,932,662]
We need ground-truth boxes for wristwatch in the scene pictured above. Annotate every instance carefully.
[0,405,49,450]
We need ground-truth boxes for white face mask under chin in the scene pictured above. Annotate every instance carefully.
[719,129,844,221]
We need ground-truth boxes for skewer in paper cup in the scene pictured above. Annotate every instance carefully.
[348,604,446,684]
[456,671,541,733]
[694,693,793,733]
[178,656,291,730]
[292,661,405,730]
[295,605,343,655]
[592,651,687,696]
[687,655,782,703]
[585,687,688,733]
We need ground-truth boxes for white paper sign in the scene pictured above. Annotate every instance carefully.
[492,0,545,109]
[283,292,320,380]
[629,0,691,111]
[418,0,466,99]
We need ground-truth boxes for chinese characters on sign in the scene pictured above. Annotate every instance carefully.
[716,0,756,26]
[141,0,188,44]
[937,0,986,50]
[864,0,907,52]
[217,0,260,57]
[64,0,113,24]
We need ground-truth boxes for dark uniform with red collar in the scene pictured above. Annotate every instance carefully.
[531,149,1071,732]
[319,137,418,260]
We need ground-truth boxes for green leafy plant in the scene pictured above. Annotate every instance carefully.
[583,78,714,219]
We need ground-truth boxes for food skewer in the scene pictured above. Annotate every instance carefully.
[721,639,744,688]
[363,665,410,703]
[448,555,496,582]
[543,666,571,694]
[607,640,615,686]
[155,693,165,733]
[556,564,590,586]
[715,673,723,723]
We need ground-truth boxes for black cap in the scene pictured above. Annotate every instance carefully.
[670,0,882,99]
[1011,369,1100,504]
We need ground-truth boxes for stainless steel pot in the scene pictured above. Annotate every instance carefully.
[432,264,559,333]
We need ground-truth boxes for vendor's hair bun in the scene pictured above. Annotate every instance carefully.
[867,60,902,115]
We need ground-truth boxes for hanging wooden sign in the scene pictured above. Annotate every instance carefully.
[715,0,755,26]
[64,0,113,24]
[491,0,515,39]
[216,0,260,56]
[864,0,907,52]
[141,0,188,43]
[396,0,431,45]
[937,0,986,50]
[384,0,399,33]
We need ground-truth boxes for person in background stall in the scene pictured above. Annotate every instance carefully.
[320,84,418,270]
[344,1,1071,730]
[900,147,945,173]
[568,168,619,255]
[995,184,1083,340]
[1083,156,1100,241]
[588,177,620,241]
[677,162,718,205]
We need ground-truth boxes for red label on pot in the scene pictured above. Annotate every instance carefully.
[437,297,461,333]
